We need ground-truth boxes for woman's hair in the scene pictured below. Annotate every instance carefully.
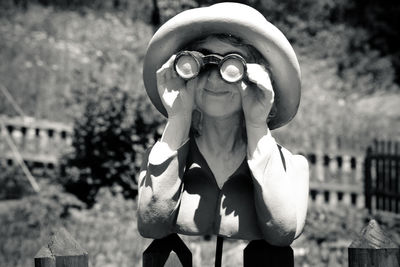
[186,33,277,137]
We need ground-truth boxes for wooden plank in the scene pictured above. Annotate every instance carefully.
[309,182,363,194]
[164,252,183,267]
[1,121,40,192]
[376,155,382,210]
[1,152,58,164]
[215,236,223,267]
[0,115,73,132]
[35,246,55,267]
[34,227,88,267]
[388,152,393,212]
[243,240,293,267]
[348,219,399,267]
[364,150,372,212]
[384,154,389,211]
[374,191,400,198]
[143,234,192,267]
[396,142,400,213]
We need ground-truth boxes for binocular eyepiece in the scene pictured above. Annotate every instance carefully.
[174,51,247,83]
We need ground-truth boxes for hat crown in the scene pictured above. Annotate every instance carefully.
[143,3,301,129]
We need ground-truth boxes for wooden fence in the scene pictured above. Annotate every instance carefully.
[0,116,372,207]
[0,115,72,169]
[365,140,400,213]
[35,219,399,267]
[288,133,368,208]
[4,116,400,211]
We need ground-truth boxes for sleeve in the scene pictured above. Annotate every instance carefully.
[247,134,309,246]
[137,139,190,238]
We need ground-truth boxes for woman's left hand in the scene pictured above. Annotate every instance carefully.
[237,64,274,128]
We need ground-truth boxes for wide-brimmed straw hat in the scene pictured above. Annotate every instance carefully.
[142,2,301,129]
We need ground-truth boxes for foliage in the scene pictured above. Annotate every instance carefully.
[349,0,400,84]
[0,0,154,22]
[60,85,164,206]
[294,203,400,267]
[0,2,398,121]
[0,182,83,267]
[0,4,154,121]
[66,186,148,267]
[0,163,60,199]
[0,185,144,267]
[0,165,35,199]
[249,0,400,91]
[2,186,400,267]
[0,4,163,206]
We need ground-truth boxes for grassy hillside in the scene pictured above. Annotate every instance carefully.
[0,4,153,122]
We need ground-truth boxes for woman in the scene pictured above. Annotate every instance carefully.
[138,2,309,247]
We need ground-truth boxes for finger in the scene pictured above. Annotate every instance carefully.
[156,70,165,86]
[165,68,172,80]
[186,77,196,92]
[236,80,250,98]
[162,54,177,69]
[171,69,178,78]
[156,54,177,78]
[246,64,273,92]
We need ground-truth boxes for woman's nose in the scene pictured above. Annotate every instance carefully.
[206,67,223,84]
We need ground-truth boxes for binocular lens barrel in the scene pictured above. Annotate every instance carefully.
[175,54,200,79]
[174,51,245,83]
[220,58,245,83]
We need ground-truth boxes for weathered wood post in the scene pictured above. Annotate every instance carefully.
[34,227,88,267]
[348,219,400,267]
[243,240,294,267]
[143,233,192,267]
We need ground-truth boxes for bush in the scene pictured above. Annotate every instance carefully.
[66,186,147,267]
[60,85,164,206]
[0,165,35,199]
[0,182,83,267]
[294,203,400,267]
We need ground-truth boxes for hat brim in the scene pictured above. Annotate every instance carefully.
[143,3,301,130]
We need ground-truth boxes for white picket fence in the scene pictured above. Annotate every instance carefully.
[280,132,368,208]
[1,115,367,207]
[0,115,72,168]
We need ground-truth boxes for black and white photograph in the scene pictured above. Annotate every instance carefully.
[0,1,399,266]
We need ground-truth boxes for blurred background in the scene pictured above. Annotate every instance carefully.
[0,0,399,266]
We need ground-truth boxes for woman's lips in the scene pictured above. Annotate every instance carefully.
[204,88,229,96]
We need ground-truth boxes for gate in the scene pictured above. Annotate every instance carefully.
[365,140,400,213]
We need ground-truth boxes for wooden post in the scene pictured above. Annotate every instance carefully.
[215,236,223,267]
[348,219,400,267]
[34,227,88,267]
[243,240,293,267]
[364,147,372,213]
[143,233,192,267]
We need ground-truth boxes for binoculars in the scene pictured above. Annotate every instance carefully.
[174,51,247,83]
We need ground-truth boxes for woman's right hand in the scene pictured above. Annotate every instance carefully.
[156,55,196,121]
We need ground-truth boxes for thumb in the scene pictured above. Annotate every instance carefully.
[237,81,250,99]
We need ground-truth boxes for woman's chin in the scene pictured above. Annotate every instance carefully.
[200,107,242,119]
